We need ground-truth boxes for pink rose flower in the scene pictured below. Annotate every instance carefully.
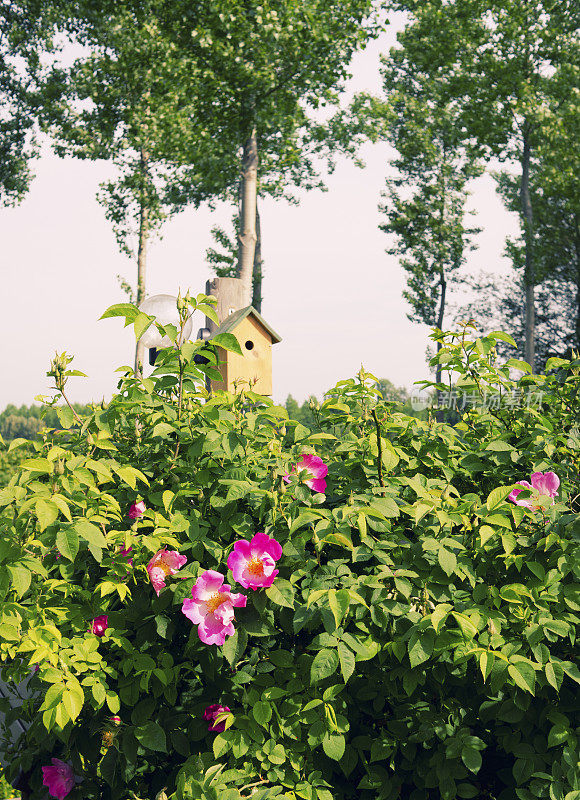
[508,471,560,509]
[90,615,108,636]
[147,549,187,596]
[203,703,231,732]
[181,570,247,646]
[227,532,282,590]
[41,758,75,800]
[284,453,328,494]
[128,501,146,519]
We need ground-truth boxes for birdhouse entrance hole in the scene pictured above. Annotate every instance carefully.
[245,340,255,350]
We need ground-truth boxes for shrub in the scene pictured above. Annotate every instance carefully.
[0,445,32,488]
[0,306,578,800]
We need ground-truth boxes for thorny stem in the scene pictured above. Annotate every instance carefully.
[371,408,385,487]
[61,389,82,425]
[240,779,269,793]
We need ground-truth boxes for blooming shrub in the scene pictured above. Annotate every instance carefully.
[0,306,578,800]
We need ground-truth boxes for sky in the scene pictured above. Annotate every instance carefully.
[0,14,520,410]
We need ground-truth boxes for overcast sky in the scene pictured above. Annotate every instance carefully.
[0,14,519,409]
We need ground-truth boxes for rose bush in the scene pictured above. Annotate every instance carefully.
[0,305,578,800]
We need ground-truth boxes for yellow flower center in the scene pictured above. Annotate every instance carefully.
[157,561,172,576]
[247,556,264,578]
[206,592,227,613]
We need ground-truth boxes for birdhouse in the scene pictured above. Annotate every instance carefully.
[207,305,282,395]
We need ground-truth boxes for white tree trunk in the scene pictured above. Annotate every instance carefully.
[236,127,258,306]
[134,150,149,376]
[521,125,535,371]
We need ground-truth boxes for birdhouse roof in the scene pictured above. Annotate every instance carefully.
[210,305,282,344]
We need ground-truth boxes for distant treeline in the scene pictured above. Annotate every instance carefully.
[1,386,422,443]
[0,404,94,440]
[285,378,424,426]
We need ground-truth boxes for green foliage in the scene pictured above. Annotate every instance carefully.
[385,0,579,366]
[0,311,578,800]
[286,383,422,428]
[0,404,94,441]
[376,46,482,335]
[0,446,31,488]
[0,771,18,799]
[0,0,47,206]
[285,395,320,429]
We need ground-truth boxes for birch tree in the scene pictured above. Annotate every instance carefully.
[390,0,579,369]
[43,4,212,373]
[0,0,58,205]
[161,0,378,304]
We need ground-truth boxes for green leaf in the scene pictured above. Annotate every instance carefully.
[100,302,139,322]
[51,494,72,521]
[35,499,59,531]
[322,733,345,761]
[431,604,452,633]
[328,589,350,628]
[56,406,74,428]
[311,648,339,684]
[479,652,495,682]
[485,441,514,452]
[152,423,175,438]
[252,701,272,726]
[62,685,84,722]
[222,628,248,667]
[212,332,243,355]
[213,733,231,759]
[337,642,355,683]
[479,525,496,545]
[265,579,295,609]
[545,662,562,691]
[408,628,435,667]
[266,742,285,764]
[505,358,532,374]
[488,331,517,347]
[547,724,569,748]
[290,511,324,534]
[8,565,31,598]
[8,438,29,452]
[451,612,478,639]
[438,547,457,576]
[196,303,219,325]
[21,457,51,473]
[74,519,107,550]
[456,785,478,798]
[370,496,400,518]
[56,528,79,562]
[508,662,536,695]
[461,746,482,773]
[135,721,167,752]
[486,485,514,510]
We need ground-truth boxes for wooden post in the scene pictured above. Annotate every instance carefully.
[205,277,247,333]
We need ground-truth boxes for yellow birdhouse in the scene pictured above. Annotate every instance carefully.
[208,305,282,395]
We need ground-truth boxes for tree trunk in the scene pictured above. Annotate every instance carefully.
[252,202,263,311]
[520,124,535,370]
[435,160,447,421]
[435,272,447,422]
[237,126,258,306]
[134,149,149,376]
[574,212,580,352]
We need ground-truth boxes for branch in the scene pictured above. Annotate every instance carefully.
[371,409,385,487]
